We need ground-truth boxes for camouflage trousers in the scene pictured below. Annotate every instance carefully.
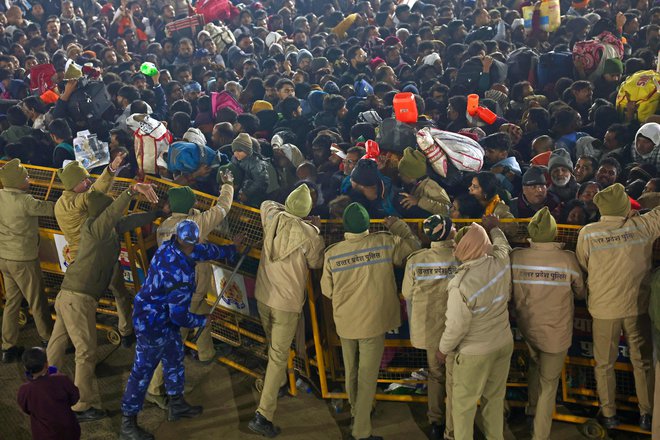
[120,328,185,415]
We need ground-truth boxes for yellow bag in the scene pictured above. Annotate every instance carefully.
[616,70,660,123]
[540,0,561,32]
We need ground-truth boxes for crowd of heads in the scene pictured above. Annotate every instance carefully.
[1,0,659,224]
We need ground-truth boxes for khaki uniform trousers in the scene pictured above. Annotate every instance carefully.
[452,341,513,440]
[445,353,455,440]
[592,315,654,417]
[256,301,300,422]
[525,345,566,440]
[652,327,660,437]
[426,347,447,424]
[341,334,386,440]
[47,289,101,412]
[0,258,52,349]
[109,261,134,337]
[148,263,215,395]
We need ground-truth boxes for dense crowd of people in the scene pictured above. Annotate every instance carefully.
[1,0,660,438]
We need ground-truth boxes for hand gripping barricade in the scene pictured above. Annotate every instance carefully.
[0,161,658,436]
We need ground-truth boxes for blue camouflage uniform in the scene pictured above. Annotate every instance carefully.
[120,239,236,416]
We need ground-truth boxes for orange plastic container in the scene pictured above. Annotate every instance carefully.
[476,106,497,124]
[467,94,479,116]
[393,92,418,123]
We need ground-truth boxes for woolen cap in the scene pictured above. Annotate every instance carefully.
[527,206,557,243]
[285,183,313,218]
[522,166,547,186]
[57,161,90,191]
[0,158,28,188]
[423,215,453,241]
[168,186,196,214]
[593,183,630,217]
[343,202,370,233]
[232,133,254,156]
[398,147,427,180]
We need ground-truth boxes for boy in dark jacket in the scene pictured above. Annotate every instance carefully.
[231,133,278,207]
[18,347,81,440]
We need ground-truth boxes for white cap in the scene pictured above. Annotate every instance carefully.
[265,31,282,48]
[423,52,441,66]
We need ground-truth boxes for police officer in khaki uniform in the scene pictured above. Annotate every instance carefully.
[322,203,421,440]
[402,215,458,440]
[146,171,235,407]
[0,159,54,362]
[438,217,513,440]
[248,184,326,437]
[577,183,660,431]
[54,154,137,345]
[511,208,585,440]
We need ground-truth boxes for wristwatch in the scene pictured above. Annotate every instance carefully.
[127,186,135,197]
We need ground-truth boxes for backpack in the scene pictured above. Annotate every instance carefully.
[66,80,113,123]
[126,114,173,176]
[195,0,238,23]
[376,117,417,154]
[506,47,539,86]
[211,91,244,118]
[572,31,623,81]
[616,70,660,123]
[537,51,574,90]
[455,57,508,90]
[167,141,218,174]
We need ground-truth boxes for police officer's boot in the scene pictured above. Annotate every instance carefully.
[167,394,203,421]
[119,415,154,440]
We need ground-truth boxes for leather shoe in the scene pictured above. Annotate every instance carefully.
[598,414,620,429]
[2,346,24,363]
[640,413,652,432]
[75,407,107,422]
[248,412,281,438]
[429,422,443,440]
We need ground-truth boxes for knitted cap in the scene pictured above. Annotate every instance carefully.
[57,161,90,191]
[593,183,630,217]
[87,190,113,217]
[343,202,370,233]
[603,58,623,75]
[423,215,453,241]
[398,147,427,180]
[0,158,28,189]
[168,186,196,214]
[522,166,547,186]
[527,207,557,243]
[351,159,379,187]
[285,184,313,218]
[548,148,573,172]
[232,133,254,156]
[297,49,312,64]
[251,100,274,114]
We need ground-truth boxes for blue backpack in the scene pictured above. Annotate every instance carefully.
[537,51,574,90]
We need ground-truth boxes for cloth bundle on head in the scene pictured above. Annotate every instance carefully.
[285,183,313,217]
[252,100,273,114]
[522,166,547,186]
[332,13,358,39]
[183,128,207,148]
[57,161,90,191]
[0,158,28,188]
[355,79,374,98]
[87,190,113,218]
[423,52,441,66]
[274,143,304,168]
[603,58,623,75]
[593,183,630,217]
[636,122,660,148]
[265,31,282,48]
[423,215,453,241]
[168,186,196,214]
[351,158,379,187]
[459,127,487,140]
[548,148,573,172]
[527,207,557,243]
[232,133,254,155]
[453,223,492,262]
[343,202,370,233]
[398,147,427,180]
[357,110,382,125]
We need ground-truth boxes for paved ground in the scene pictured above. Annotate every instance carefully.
[0,319,650,440]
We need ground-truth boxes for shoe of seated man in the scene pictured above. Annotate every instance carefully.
[75,407,107,422]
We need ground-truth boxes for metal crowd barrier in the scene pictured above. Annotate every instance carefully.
[0,163,658,434]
